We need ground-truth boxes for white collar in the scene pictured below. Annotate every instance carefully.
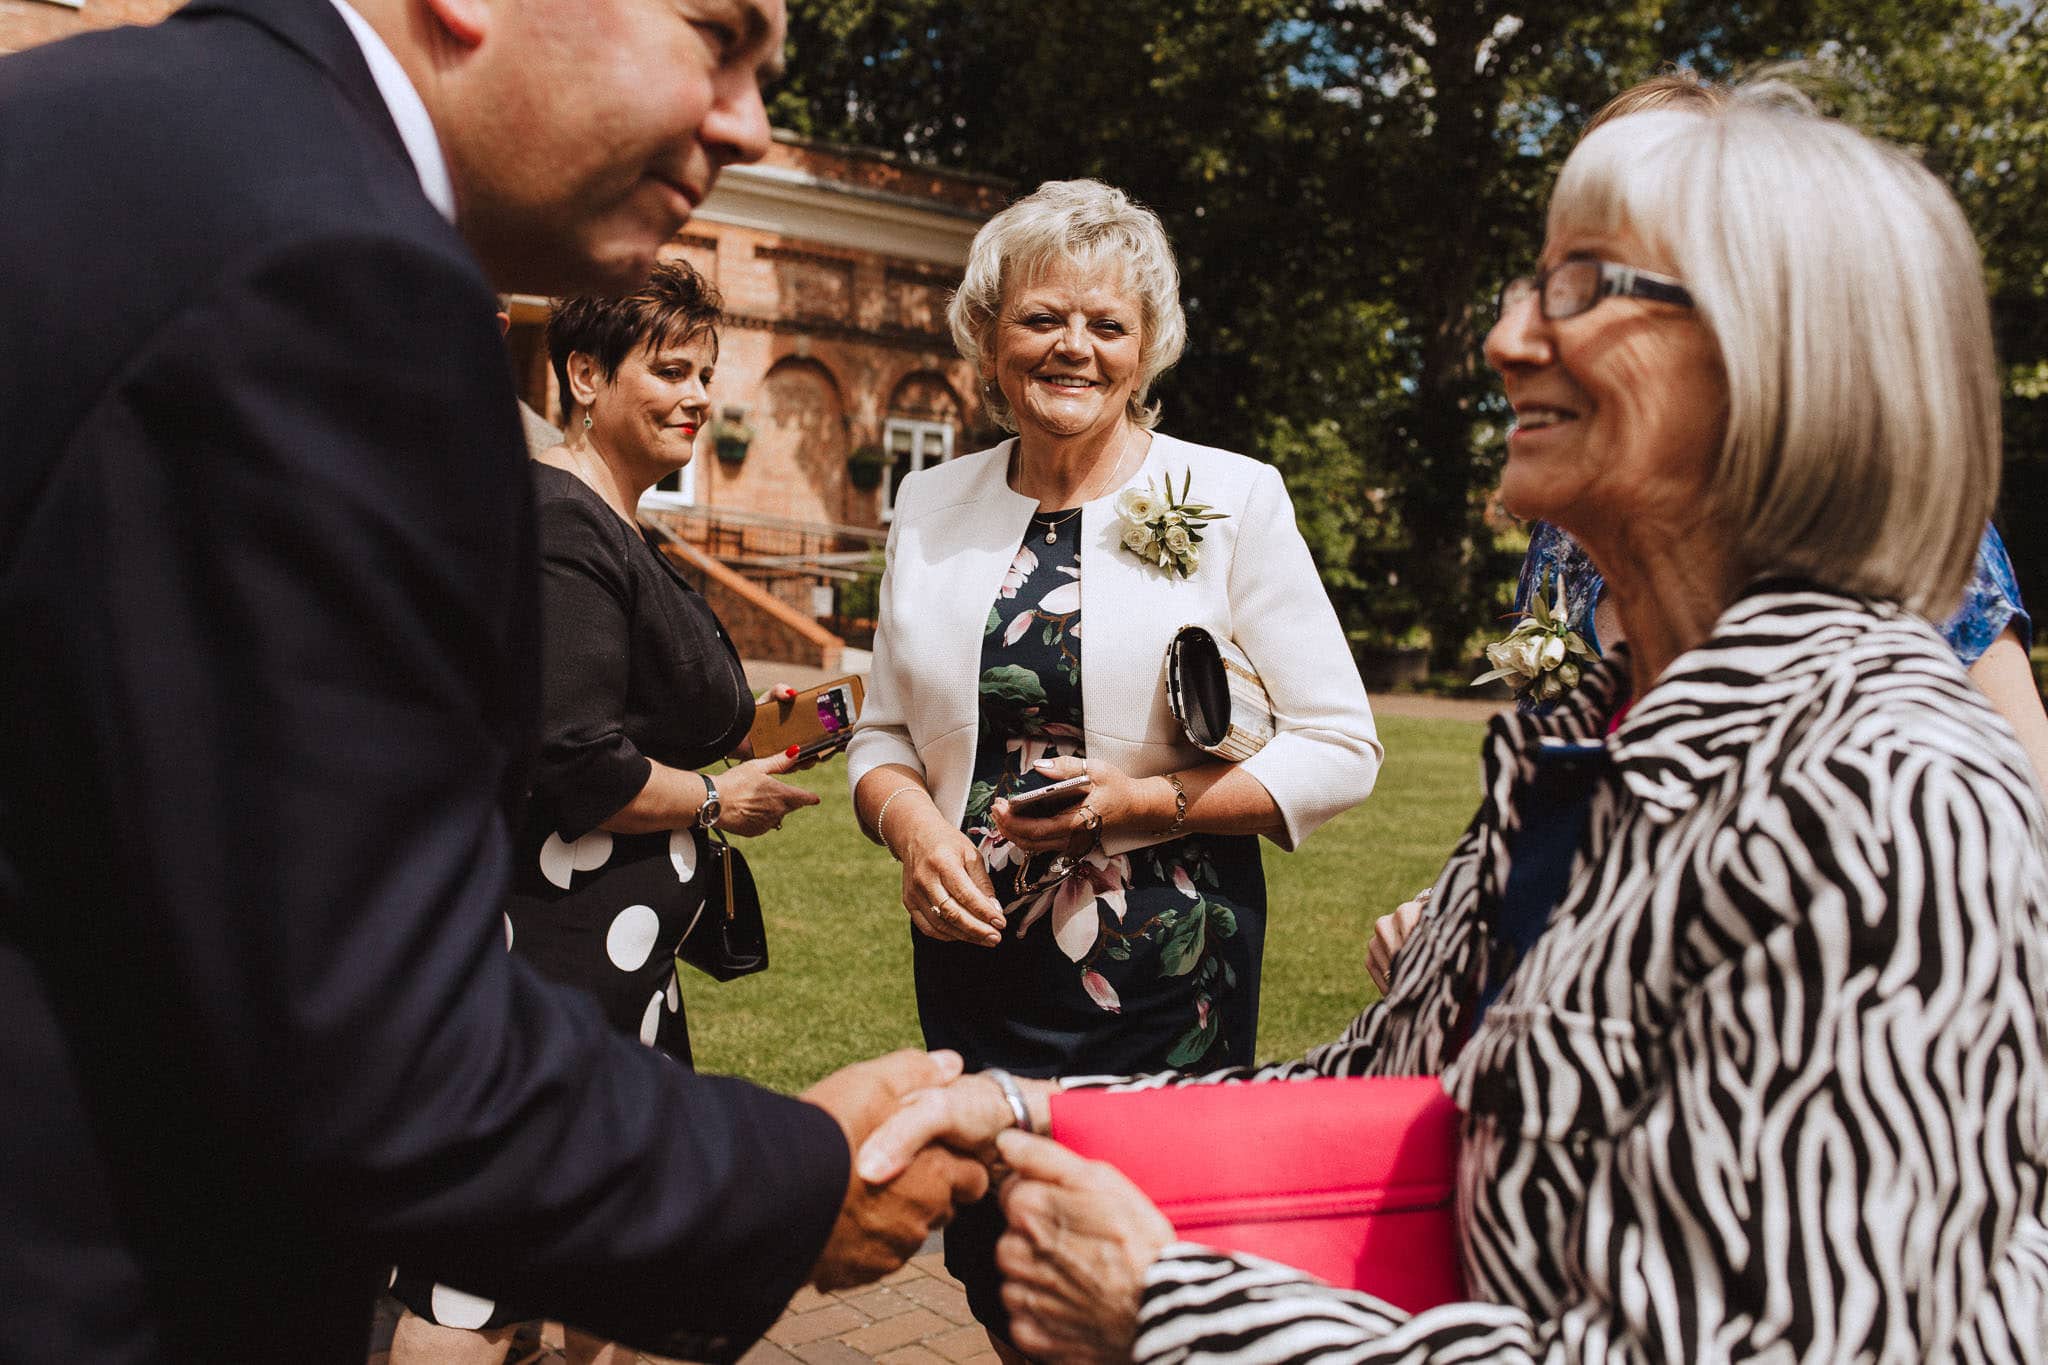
[327,0,457,223]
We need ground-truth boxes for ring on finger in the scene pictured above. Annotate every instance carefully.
[1077,805,1102,836]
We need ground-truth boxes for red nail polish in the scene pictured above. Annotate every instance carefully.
[785,744,801,758]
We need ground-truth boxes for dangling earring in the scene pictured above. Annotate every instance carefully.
[583,414,593,431]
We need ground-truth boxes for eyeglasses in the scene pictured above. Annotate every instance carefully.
[1496,257,1693,323]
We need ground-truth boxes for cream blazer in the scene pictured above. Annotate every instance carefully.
[847,433,1382,856]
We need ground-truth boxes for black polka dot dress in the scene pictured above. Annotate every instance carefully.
[391,462,752,1329]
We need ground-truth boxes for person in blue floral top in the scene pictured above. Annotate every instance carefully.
[1510,519,2048,786]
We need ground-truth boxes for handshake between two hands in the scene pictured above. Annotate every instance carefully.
[799,1050,1173,1363]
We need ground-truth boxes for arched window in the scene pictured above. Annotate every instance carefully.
[883,373,963,521]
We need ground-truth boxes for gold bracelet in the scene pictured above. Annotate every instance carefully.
[1156,772,1187,838]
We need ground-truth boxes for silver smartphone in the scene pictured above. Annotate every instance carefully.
[1006,774,1092,814]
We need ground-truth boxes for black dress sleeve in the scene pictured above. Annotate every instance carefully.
[529,485,659,839]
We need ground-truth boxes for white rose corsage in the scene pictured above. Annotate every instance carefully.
[1472,571,1593,704]
[1114,471,1226,579]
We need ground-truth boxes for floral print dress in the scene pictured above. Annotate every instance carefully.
[910,509,1266,1077]
[915,507,1268,1336]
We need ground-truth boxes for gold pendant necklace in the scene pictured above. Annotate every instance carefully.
[1025,428,1147,543]
[1035,506,1082,543]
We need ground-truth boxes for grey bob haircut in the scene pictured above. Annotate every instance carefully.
[1552,80,1999,619]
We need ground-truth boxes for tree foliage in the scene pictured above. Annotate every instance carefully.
[772,0,2048,663]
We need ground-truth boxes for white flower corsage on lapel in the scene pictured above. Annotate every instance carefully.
[1472,570,1593,703]
[1114,471,1226,579]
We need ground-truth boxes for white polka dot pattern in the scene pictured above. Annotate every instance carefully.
[429,1282,495,1330]
[605,905,661,972]
[538,829,613,891]
[638,991,664,1046]
[668,828,697,882]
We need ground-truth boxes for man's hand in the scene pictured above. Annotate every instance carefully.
[801,1050,991,1290]
[855,1072,1057,1183]
[994,1130,1174,1364]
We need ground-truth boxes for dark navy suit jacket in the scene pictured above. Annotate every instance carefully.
[0,3,847,1359]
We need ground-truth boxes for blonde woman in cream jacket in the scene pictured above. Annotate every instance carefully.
[846,179,1380,1352]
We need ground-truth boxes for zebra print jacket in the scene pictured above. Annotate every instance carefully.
[1105,582,2048,1363]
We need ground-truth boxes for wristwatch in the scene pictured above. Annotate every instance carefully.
[695,772,722,830]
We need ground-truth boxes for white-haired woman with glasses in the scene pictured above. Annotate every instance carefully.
[859,87,2048,1364]
[1503,73,2048,782]
[1368,67,2048,991]
[846,178,1381,1345]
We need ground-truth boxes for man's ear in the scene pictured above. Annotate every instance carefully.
[566,352,605,410]
[419,0,491,49]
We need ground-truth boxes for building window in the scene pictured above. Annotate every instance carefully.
[643,458,697,507]
[882,417,953,520]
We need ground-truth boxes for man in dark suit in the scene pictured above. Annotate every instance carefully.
[0,1,987,1360]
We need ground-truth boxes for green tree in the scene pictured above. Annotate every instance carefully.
[773,0,2048,665]
[1812,1,2048,612]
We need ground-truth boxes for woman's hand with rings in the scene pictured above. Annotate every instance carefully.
[992,757,1130,854]
[713,749,820,837]
[993,1129,1172,1363]
[897,813,1004,947]
[1367,886,1431,994]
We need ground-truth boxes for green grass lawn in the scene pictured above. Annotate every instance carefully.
[688,713,1488,1092]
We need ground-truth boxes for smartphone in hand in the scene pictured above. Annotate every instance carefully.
[748,676,865,761]
[1006,774,1092,815]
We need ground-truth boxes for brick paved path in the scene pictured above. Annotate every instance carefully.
[366,1243,991,1365]
[744,1252,994,1365]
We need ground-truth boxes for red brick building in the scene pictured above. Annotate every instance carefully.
[505,135,1003,535]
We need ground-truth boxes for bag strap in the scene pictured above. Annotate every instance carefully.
[713,827,737,923]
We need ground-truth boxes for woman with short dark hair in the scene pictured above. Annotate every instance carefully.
[391,260,818,1363]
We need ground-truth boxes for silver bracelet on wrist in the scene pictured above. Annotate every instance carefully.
[982,1067,1039,1135]
[873,785,916,859]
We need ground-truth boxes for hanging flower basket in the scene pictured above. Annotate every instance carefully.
[846,444,889,491]
[713,421,754,464]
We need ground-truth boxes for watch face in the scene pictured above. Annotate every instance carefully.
[698,778,720,828]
